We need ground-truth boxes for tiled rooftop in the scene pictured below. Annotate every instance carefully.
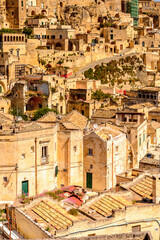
[37,111,57,122]
[89,195,131,217]
[95,124,123,140]
[32,200,78,230]
[130,176,153,200]
[60,110,88,130]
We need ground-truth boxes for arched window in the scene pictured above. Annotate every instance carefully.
[142,41,145,47]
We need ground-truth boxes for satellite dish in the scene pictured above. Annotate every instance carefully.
[93,124,98,129]
[16,116,22,122]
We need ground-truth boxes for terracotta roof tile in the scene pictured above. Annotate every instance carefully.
[32,200,78,230]
[130,176,153,200]
[90,195,131,217]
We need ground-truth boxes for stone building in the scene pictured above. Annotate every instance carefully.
[7,75,50,113]
[83,124,127,191]
[38,110,88,188]
[0,121,58,201]
[46,25,83,51]
[0,33,26,57]
[126,87,160,106]
[6,0,27,29]
[66,88,104,118]
[115,110,147,168]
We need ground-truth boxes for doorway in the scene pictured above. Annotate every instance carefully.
[22,180,28,195]
[86,172,92,189]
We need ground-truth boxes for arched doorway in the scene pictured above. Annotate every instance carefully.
[55,42,63,50]
[31,10,36,15]
[26,96,46,111]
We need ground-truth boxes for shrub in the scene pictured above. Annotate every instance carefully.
[33,107,58,121]
[22,27,33,36]
[68,208,78,216]
[45,225,51,231]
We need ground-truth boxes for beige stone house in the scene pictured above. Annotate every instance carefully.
[115,110,148,168]
[0,33,26,57]
[83,124,127,191]
[57,111,88,188]
[38,110,88,189]
[147,121,160,146]
[0,121,58,201]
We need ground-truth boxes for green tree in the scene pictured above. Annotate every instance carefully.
[84,68,94,79]
[22,27,33,37]
[33,107,58,121]
[127,1,131,14]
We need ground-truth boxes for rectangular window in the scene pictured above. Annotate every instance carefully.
[143,132,145,142]
[115,146,119,155]
[110,34,113,40]
[139,137,141,147]
[41,146,48,163]
[21,1,23,7]
[88,148,93,156]
[132,225,141,233]
[60,35,62,39]
[31,146,34,153]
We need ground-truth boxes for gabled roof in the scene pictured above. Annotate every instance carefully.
[130,176,153,200]
[61,121,80,130]
[60,110,88,130]
[148,121,160,130]
[89,195,131,218]
[94,124,124,141]
[92,109,116,119]
[22,122,42,132]
[129,102,154,110]
[0,112,14,123]
[32,200,78,230]
[37,111,57,123]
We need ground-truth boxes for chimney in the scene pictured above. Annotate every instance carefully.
[152,174,160,204]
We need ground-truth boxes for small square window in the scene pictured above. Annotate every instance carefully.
[22,154,25,159]
[132,225,141,233]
